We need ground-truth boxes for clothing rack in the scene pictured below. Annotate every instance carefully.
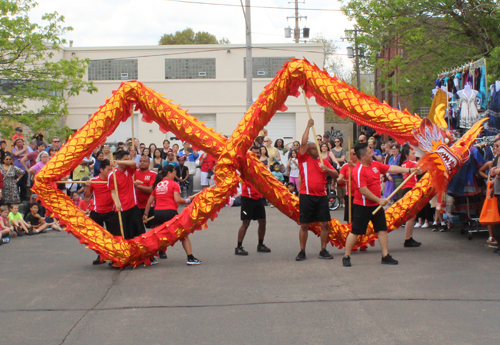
[437,57,487,79]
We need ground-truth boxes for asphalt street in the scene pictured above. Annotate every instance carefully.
[1,206,499,345]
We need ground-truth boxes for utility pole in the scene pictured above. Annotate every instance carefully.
[354,28,360,91]
[294,0,299,43]
[245,0,253,110]
[286,0,306,43]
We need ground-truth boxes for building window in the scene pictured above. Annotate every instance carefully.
[243,57,291,78]
[165,58,216,79]
[88,59,138,81]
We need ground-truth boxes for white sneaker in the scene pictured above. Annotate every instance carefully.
[421,222,429,229]
[414,222,422,228]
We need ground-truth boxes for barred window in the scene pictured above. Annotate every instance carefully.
[88,59,138,81]
[165,58,216,79]
[243,57,291,78]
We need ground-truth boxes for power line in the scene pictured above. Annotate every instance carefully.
[162,0,346,11]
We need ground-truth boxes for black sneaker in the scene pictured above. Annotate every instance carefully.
[92,255,105,265]
[404,238,421,247]
[342,255,351,267]
[439,224,448,232]
[431,224,439,232]
[15,229,23,237]
[235,246,249,255]
[257,244,271,253]
[318,248,333,259]
[381,254,398,265]
[295,250,306,261]
[187,257,202,265]
[159,251,167,259]
[150,257,159,265]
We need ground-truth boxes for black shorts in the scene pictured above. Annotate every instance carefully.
[241,197,266,221]
[351,204,387,235]
[299,194,330,224]
[121,206,145,239]
[154,209,178,227]
[89,211,120,237]
[343,195,352,223]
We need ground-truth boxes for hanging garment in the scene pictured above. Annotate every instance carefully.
[447,146,486,196]
[478,66,488,110]
[458,90,480,128]
[487,84,500,134]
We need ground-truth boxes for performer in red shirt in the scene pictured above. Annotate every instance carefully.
[84,159,119,265]
[296,119,338,261]
[400,145,423,248]
[337,148,359,223]
[108,150,144,240]
[235,146,271,256]
[134,155,157,228]
[342,143,421,267]
[143,165,201,265]
[200,152,216,187]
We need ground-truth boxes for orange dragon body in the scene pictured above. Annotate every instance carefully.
[32,59,485,268]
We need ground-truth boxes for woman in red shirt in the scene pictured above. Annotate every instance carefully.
[143,165,201,265]
[400,145,422,248]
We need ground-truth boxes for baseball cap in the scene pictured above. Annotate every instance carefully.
[0,139,6,144]
[15,127,22,132]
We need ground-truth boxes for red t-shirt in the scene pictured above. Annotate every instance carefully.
[353,161,390,206]
[134,169,157,209]
[339,164,358,195]
[152,179,180,211]
[89,175,114,213]
[241,182,262,200]
[108,166,137,211]
[78,199,93,212]
[401,160,418,189]
[200,153,216,173]
[298,151,334,196]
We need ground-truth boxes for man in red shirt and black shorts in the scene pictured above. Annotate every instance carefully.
[134,155,157,228]
[235,146,271,256]
[108,150,145,240]
[342,143,421,267]
[296,119,338,261]
[85,159,119,265]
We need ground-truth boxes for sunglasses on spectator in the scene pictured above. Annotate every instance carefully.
[53,140,60,143]
[495,145,500,148]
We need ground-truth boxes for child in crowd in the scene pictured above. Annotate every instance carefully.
[71,191,81,206]
[287,149,299,187]
[8,204,30,235]
[287,182,298,196]
[25,203,50,234]
[0,206,14,242]
[271,163,284,183]
[78,195,93,216]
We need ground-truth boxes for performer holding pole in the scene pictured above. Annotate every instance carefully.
[342,143,420,267]
[337,142,358,223]
[84,159,120,265]
[109,153,125,239]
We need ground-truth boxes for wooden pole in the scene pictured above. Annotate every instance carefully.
[372,170,418,215]
[348,137,352,224]
[110,154,125,238]
[54,180,107,184]
[302,91,324,167]
[131,114,135,153]
[144,216,154,223]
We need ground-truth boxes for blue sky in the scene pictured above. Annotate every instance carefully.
[30,0,353,48]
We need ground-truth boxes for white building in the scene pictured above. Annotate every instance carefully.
[61,43,324,147]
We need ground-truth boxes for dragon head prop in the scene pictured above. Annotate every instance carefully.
[413,118,486,194]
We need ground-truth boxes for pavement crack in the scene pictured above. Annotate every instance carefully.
[59,269,123,345]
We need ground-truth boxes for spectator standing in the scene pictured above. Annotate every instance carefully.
[1,153,25,205]
[163,152,179,167]
[296,119,338,261]
[287,149,299,187]
[0,139,7,164]
[175,156,190,198]
[45,137,61,153]
[332,138,346,165]
[12,138,28,201]
[264,137,281,161]
[150,148,164,173]
[259,146,270,170]
[161,139,171,159]
[102,145,111,160]
[21,141,46,173]
[28,151,49,176]
[178,142,199,196]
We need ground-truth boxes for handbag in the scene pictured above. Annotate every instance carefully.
[479,180,500,225]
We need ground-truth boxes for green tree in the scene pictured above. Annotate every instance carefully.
[341,0,500,111]
[159,28,230,45]
[0,0,96,139]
